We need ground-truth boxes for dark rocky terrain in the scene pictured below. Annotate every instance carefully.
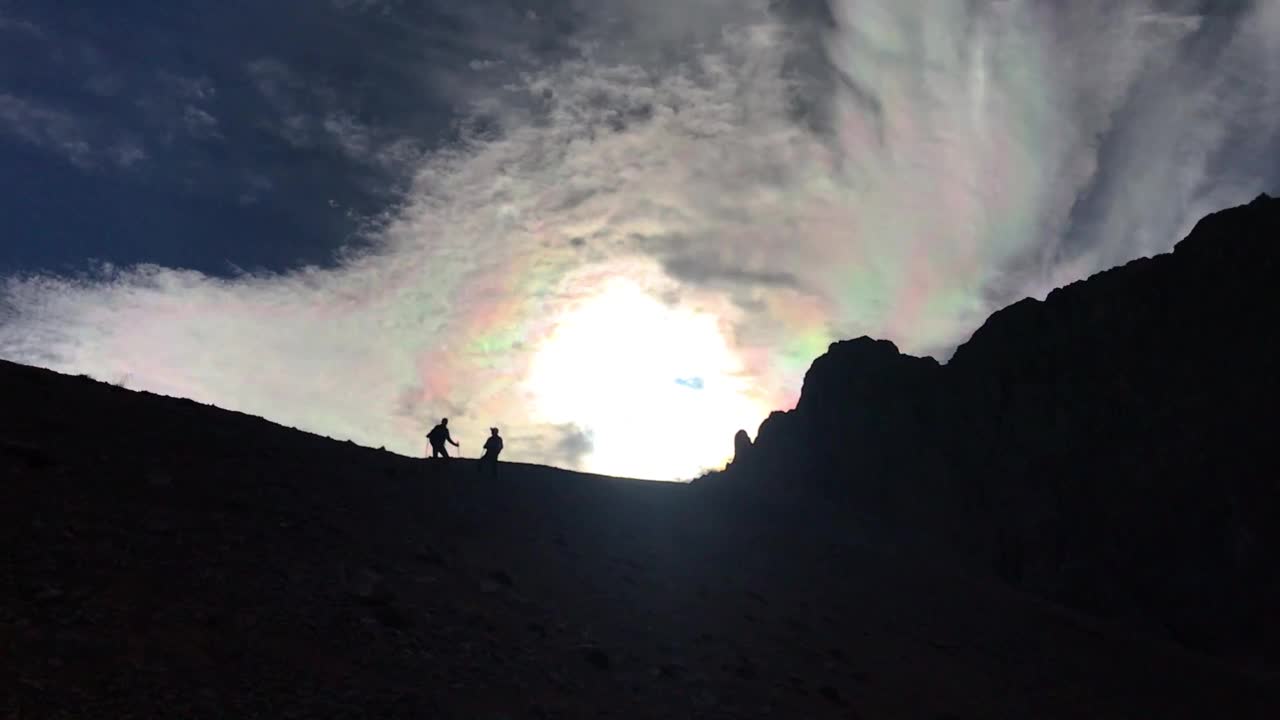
[4,196,1280,718]
[708,194,1280,665]
[7,360,1280,719]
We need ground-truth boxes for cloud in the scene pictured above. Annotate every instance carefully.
[331,0,401,13]
[1050,0,1280,287]
[161,73,217,102]
[0,93,146,170]
[0,94,95,168]
[244,58,427,172]
[2,0,1278,479]
[108,140,149,168]
[237,174,275,206]
[245,59,314,145]
[551,424,593,468]
[0,13,42,37]
[323,113,371,157]
[182,105,222,140]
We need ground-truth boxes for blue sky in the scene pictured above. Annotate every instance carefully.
[0,0,559,274]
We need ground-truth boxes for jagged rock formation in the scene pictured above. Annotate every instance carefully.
[705,194,1280,662]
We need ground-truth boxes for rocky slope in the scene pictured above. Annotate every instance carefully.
[707,194,1280,663]
[6,356,1280,717]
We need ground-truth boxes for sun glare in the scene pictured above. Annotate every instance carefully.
[525,271,769,480]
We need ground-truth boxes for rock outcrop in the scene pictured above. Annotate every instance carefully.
[705,194,1280,661]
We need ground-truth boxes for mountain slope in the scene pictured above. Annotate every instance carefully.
[5,355,1280,717]
[708,194,1280,662]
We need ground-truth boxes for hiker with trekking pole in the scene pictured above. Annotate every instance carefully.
[425,418,460,459]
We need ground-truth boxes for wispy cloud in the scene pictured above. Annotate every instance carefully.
[108,139,148,168]
[244,57,426,172]
[0,94,94,168]
[237,173,275,207]
[182,105,221,140]
[2,1,1278,479]
[0,12,42,37]
[160,72,216,102]
[0,93,146,170]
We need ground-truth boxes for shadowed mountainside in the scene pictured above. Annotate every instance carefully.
[5,357,1280,717]
[706,194,1280,664]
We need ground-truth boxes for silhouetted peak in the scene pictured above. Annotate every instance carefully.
[1175,192,1279,256]
[731,428,753,465]
[950,194,1280,373]
[713,196,1280,662]
[802,338,922,382]
[795,336,939,417]
[815,336,912,369]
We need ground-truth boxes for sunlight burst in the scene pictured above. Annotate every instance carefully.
[524,268,769,480]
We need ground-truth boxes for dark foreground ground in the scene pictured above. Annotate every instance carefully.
[4,360,1279,719]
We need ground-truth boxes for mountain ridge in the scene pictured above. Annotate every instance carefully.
[706,193,1280,662]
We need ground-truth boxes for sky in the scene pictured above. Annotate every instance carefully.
[2,0,1278,480]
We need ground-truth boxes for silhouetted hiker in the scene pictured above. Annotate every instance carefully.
[477,427,503,476]
[426,418,459,459]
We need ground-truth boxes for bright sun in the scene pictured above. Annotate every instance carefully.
[524,270,769,480]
